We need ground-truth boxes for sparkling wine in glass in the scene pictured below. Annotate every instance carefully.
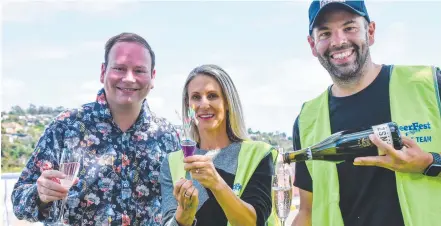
[59,162,80,189]
[273,148,293,226]
[53,148,81,226]
[273,182,293,226]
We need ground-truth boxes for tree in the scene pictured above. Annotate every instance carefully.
[28,126,44,145]
[27,104,38,115]
[38,106,47,114]
[10,105,25,115]
[247,128,253,134]
[54,106,65,114]
[40,106,54,114]
[1,135,11,151]
[281,132,287,138]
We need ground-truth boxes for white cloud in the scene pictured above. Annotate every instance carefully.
[4,40,104,68]
[81,41,105,50]
[34,47,71,60]
[1,77,26,97]
[147,96,165,111]
[370,22,408,64]
[80,81,102,91]
[70,80,103,107]
[227,58,331,134]
[1,77,27,111]
[63,2,129,13]
[145,70,192,126]
[2,1,129,23]
[3,46,70,68]
[2,2,48,23]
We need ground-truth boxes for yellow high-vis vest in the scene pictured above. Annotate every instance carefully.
[298,65,441,226]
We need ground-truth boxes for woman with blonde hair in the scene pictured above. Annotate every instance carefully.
[160,64,278,226]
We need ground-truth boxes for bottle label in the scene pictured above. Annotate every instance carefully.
[372,123,392,155]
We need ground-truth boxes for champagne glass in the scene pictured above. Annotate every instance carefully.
[180,115,196,158]
[53,148,82,226]
[181,139,197,158]
[180,122,196,179]
[179,106,198,158]
[273,148,293,226]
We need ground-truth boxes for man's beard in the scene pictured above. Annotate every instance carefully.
[317,40,370,86]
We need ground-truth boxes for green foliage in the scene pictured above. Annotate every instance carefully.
[1,105,60,172]
[8,104,65,116]
[9,105,26,115]
[248,128,293,152]
[1,135,33,172]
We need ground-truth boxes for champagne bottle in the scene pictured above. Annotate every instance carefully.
[283,122,404,163]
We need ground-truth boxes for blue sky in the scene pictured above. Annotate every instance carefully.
[2,1,440,135]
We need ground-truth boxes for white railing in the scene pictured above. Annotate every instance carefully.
[2,173,19,226]
[2,173,42,226]
[2,173,17,226]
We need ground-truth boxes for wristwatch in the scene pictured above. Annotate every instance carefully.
[423,152,441,177]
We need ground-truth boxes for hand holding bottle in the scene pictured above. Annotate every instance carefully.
[353,135,433,173]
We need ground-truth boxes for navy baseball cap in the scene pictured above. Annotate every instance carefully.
[308,0,370,35]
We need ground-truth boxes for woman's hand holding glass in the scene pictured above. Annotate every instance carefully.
[173,178,199,226]
[184,155,223,191]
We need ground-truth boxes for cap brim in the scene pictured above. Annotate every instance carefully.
[309,2,367,31]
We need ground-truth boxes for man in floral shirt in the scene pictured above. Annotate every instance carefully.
[11,32,181,226]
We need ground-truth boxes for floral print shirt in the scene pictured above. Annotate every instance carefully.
[11,88,181,226]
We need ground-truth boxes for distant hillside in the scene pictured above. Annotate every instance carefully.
[1,104,293,172]
[247,128,293,152]
[1,105,64,172]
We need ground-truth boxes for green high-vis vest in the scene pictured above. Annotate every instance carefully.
[298,65,441,226]
[167,140,281,226]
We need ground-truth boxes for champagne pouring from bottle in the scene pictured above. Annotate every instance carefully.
[283,122,404,164]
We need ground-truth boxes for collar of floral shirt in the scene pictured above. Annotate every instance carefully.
[92,88,152,132]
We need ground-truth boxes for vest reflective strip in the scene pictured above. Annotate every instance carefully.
[299,65,441,226]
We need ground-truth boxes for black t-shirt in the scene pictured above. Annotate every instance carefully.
[292,65,441,226]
